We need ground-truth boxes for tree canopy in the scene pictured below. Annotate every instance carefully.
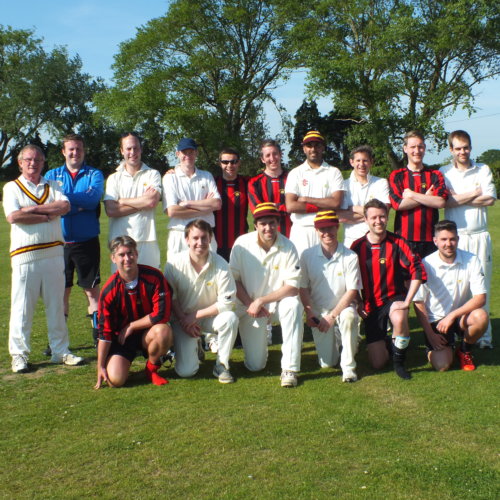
[280,0,500,168]
[288,100,352,168]
[477,149,500,166]
[95,0,296,171]
[0,25,103,172]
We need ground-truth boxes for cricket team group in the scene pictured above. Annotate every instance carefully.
[3,128,495,388]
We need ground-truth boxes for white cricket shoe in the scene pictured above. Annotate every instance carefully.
[213,364,234,384]
[51,352,84,366]
[342,371,358,383]
[12,354,29,373]
[280,370,298,388]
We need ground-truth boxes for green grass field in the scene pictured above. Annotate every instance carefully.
[0,205,498,499]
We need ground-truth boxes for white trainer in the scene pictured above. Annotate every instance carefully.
[51,353,84,366]
[342,372,358,383]
[280,370,297,388]
[213,364,234,384]
[12,354,29,373]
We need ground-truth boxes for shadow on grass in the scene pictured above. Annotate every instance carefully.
[75,317,499,388]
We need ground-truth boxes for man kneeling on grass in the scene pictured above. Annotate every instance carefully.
[351,199,425,380]
[414,220,488,371]
[164,219,238,384]
[95,236,173,389]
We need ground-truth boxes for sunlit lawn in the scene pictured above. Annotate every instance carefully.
[0,204,498,499]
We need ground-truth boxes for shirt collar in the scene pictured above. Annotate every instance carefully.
[451,160,478,173]
[116,161,149,174]
[349,170,372,184]
[434,250,463,269]
[175,165,198,178]
[317,242,344,261]
[19,174,47,188]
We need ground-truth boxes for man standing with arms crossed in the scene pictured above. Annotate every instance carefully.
[389,130,448,258]
[285,130,344,256]
[163,138,221,257]
[440,130,496,349]
[96,236,173,388]
[300,210,362,382]
[338,145,390,248]
[3,145,83,372]
[414,220,488,371]
[214,147,249,261]
[230,203,304,387]
[45,133,104,348]
[104,132,161,270]
[351,199,426,380]
[248,139,291,237]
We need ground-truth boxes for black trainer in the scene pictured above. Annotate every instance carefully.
[393,361,411,380]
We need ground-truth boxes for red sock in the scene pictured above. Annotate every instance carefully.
[145,360,169,386]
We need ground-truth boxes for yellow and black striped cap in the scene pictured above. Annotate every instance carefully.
[314,210,339,228]
[253,202,280,220]
[302,130,325,145]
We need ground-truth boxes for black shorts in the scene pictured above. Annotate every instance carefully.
[108,331,148,363]
[408,240,436,259]
[363,295,406,344]
[64,237,101,289]
[425,319,463,351]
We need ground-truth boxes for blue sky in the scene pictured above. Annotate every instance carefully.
[2,0,499,163]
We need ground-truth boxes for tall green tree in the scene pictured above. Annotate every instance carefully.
[288,100,353,168]
[279,0,500,168]
[477,149,500,166]
[95,0,296,171]
[0,26,103,171]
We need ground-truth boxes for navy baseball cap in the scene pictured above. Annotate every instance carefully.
[176,138,198,151]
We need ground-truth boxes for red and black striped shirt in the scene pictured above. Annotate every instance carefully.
[248,170,291,237]
[389,166,448,242]
[351,232,426,314]
[98,265,171,341]
[214,175,249,261]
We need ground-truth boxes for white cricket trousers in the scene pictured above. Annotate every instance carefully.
[459,231,492,343]
[238,296,304,372]
[311,306,359,375]
[173,310,238,378]
[9,256,70,358]
[288,225,319,258]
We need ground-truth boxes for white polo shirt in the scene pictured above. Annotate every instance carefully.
[230,231,300,301]
[439,162,496,233]
[104,162,161,242]
[414,248,486,322]
[164,250,236,316]
[300,243,361,313]
[162,166,220,229]
[285,161,344,227]
[342,172,389,243]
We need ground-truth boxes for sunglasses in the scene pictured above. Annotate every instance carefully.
[220,159,239,165]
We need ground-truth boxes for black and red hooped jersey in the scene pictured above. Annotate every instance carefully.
[389,167,448,242]
[214,175,249,258]
[351,232,426,314]
[248,171,291,237]
[98,265,171,341]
